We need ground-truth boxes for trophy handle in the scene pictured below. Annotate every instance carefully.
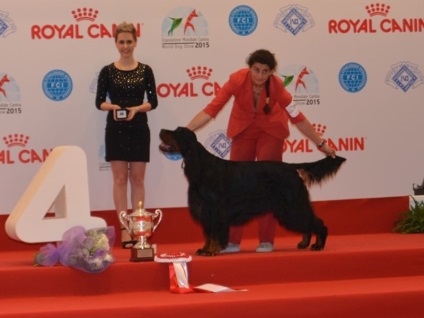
[152,209,163,232]
[119,210,130,233]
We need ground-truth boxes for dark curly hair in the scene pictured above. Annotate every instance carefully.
[246,49,277,71]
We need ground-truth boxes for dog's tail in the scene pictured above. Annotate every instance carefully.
[290,156,346,186]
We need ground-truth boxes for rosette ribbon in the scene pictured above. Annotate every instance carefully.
[154,252,194,294]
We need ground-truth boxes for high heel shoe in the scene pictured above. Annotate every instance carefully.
[120,228,137,249]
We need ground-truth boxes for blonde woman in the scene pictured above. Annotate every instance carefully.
[95,22,158,248]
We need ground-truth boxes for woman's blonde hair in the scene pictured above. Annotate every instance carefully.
[115,22,137,42]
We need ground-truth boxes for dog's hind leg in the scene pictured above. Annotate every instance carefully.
[297,233,312,249]
[278,196,327,250]
[310,217,328,251]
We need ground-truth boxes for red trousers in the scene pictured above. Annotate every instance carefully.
[228,123,284,244]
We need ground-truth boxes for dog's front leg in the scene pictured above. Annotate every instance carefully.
[196,236,221,256]
[195,223,221,256]
[195,208,227,256]
[196,236,213,256]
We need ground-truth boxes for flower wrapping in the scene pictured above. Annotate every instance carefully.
[34,225,115,273]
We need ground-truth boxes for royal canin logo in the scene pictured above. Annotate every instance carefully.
[329,3,424,34]
[157,66,221,98]
[0,134,52,164]
[31,8,142,40]
[283,124,365,153]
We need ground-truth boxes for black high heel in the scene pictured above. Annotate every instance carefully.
[120,228,137,249]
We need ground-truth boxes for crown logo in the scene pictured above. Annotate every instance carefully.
[3,134,29,147]
[71,8,99,22]
[312,124,327,137]
[186,66,213,80]
[365,3,390,17]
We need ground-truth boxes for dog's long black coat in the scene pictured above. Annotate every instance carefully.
[159,127,346,256]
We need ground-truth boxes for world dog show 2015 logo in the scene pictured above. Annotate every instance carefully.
[228,5,258,36]
[0,72,22,115]
[42,70,73,101]
[161,7,210,50]
[31,7,142,40]
[0,133,52,165]
[0,10,17,38]
[329,3,424,34]
[385,62,424,92]
[279,65,320,107]
[274,4,315,35]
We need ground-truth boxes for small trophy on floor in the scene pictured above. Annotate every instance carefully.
[119,201,163,262]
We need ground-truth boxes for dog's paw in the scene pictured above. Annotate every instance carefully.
[297,241,310,249]
[297,233,312,249]
[195,248,218,256]
[310,243,324,251]
[310,226,328,251]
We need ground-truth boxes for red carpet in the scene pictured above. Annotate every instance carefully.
[1,196,424,317]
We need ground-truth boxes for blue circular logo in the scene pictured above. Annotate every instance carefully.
[42,69,73,101]
[229,5,258,36]
[162,151,183,161]
[338,62,367,93]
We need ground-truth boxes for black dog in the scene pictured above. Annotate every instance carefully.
[159,127,346,256]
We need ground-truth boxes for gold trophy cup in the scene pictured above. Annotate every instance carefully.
[119,201,163,262]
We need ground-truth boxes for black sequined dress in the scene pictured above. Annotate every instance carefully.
[95,62,158,162]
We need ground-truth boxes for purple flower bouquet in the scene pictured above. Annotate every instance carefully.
[34,226,115,273]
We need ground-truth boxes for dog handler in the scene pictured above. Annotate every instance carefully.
[186,49,336,253]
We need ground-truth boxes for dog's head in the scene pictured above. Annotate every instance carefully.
[159,127,198,156]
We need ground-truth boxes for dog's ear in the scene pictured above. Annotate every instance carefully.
[175,127,198,156]
[175,127,204,181]
[176,127,196,137]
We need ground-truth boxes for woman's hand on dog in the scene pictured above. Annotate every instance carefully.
[320,143,336,158]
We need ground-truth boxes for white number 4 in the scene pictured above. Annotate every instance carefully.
[5,146,106,243]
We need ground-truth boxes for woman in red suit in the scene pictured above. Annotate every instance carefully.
[187,49,335,253]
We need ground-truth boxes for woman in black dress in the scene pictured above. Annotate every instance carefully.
[95,22,158,248]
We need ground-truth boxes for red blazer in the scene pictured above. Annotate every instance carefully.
[203,68,305,140]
